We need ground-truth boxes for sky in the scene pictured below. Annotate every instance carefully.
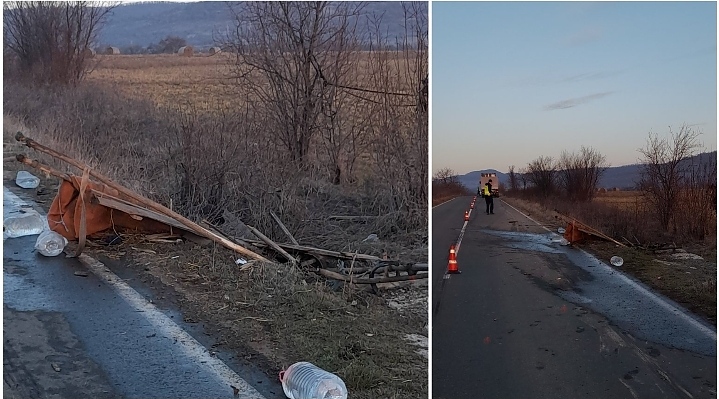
[432,1,717,175]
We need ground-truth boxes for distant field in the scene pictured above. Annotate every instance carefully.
[87,54,235,110]
[593,190,646,212]
[86,52,416,113]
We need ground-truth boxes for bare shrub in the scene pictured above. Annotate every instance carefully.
[3,1,114,85]
[557,146,609,202]
[525,156,557,199]
[638,125,702,232]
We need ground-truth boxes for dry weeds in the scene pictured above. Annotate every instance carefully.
[502,195,717,325]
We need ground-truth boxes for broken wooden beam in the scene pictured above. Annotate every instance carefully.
[15,155,72,182]
[246,225,297,266]
[269,210,299,245]
[242,238,383,261]
[16,132,269,262]
[317,268,428,284]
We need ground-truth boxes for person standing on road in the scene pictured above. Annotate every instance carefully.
[483,179,494,214]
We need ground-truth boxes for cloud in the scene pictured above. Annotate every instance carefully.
[561,70,624,82]
[544,91,614,111]
[564,26,603,46]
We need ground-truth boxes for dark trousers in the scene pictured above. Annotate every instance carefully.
[485,196,494,214]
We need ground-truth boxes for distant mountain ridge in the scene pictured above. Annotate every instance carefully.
[454,151,716,191]
[99,2,415,49]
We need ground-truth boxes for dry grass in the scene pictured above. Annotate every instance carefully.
[87,54,236,111]
[4,48,428,398]
[594,190,648,212]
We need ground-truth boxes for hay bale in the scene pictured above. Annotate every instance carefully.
[105,46,120,55]
[208,46,221,55]
[178,46,194,57]
[598,188,607,194]
[83,48,96,58]
[612,187,620,192]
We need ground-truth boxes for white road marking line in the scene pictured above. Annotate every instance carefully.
[590,252,717,341]
[455,220,468,254]
[4,186,265,398]
[501,194,716,342]
[433,196,458,208]
[500,199,551,232]
[78,254,267,399]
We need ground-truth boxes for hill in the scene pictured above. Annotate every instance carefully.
[99,2,415,49]
[454,151,716,191]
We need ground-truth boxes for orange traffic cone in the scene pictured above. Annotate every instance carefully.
[464,210,469,221]
[470,202,474,209]
[447,245,460,274]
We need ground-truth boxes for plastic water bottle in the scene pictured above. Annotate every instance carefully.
[4,212,46,239]
[15,171,40,189]
[610,256,624,267]
[35,230,68,256]
[280,362,348,399]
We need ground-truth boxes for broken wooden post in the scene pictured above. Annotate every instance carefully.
[15,132,269,262]
[246,225,297,266]
[269,210,299,245]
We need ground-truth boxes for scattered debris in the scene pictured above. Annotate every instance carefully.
[34,230,68,256]
[73,271,89,277]
[362,234,379,242]
[50,363,61,372]
[4,210,46,238]
[610,256,624,267]
[670,253,704,261]
[15,170,40,189]
[555,212,626,247]
[14,132,427,290]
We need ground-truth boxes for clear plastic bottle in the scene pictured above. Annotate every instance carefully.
[280,362,348,399]
[35,230,68,256]
[15,171,40,189]
[4,212,46,239]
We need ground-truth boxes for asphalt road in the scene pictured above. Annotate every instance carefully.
[432,196,717,399]
[3,186,280,399]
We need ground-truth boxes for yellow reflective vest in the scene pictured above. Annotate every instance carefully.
[483,186,490,196]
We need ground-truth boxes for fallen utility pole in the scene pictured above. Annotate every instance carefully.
[15,132,269,262]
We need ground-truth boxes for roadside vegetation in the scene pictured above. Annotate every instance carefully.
[431,167,473,206]
[3,2,428,397]
[502,130,716,324]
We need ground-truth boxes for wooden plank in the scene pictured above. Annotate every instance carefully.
[16,132,269,262]
[317,268,428,284]
[246,225,297,265]
[92,190,189,231]
[269,210,299,245]
[242,238,383,261]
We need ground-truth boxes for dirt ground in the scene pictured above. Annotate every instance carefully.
[502,196,717,326]
[3,137,428,399]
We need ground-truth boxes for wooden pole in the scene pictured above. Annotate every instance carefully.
[269,210,299,245]
[246,225,297,265]
[16,132,269,262]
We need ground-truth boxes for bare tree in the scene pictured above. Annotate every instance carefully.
[150,35,187,54]
[507,165,519,192]
[638,125,702,231]
[226,1,365,168]
[3,1,115,85]
[525,156,557,198]
[433,167,457,184]
[557,146,608,202]
[364,1,428,228]
[679,154,716,239]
